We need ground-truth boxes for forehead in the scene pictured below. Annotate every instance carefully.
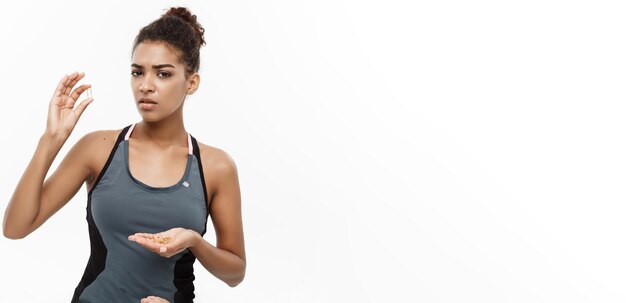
[131,41,183,67]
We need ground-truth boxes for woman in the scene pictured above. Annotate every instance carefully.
[2,7,246,303]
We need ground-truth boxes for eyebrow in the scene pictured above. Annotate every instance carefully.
[131,63,175,69]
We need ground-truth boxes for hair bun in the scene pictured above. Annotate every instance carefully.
[163,7,206,47]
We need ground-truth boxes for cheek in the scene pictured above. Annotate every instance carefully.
[130,79,139,91]
[165,81,188,96]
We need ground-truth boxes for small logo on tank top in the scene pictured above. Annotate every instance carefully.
[183,181,190,187]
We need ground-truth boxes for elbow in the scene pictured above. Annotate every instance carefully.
[227,261,246,288]
[227,277,244,288]
[2,223,28,240]
[3,228,27,240]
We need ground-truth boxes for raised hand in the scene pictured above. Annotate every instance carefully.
[45,71,94,141]
[128,227,199,258]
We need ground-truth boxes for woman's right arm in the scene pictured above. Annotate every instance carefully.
[2,71,94,239]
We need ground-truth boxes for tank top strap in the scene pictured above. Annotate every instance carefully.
[124,123,136,141]
[187,131,193,155]
[124,123,193,155]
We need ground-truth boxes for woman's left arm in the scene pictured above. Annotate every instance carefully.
[190,153,246,287]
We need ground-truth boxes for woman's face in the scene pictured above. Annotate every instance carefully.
[130,41,198,121]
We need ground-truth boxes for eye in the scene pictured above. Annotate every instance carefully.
[158,71,171,78]
[131,70,142,77]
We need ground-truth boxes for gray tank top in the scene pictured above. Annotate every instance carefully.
[72,123,210,302]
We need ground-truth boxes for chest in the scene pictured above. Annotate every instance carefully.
[127,143,190,188]
[89,140,209,235]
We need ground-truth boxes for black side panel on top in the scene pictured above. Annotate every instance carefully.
[190,135,210,235]
[71,125,131,302]
[173,250,198,303]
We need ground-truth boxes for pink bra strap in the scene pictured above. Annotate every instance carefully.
[124,123,136,141]
[187,133,193,155]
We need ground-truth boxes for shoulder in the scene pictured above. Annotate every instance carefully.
[75,127,127,180]
[195,140,239,191]
[77,128,125,152]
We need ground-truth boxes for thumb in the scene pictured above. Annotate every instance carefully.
[73,98,94,119]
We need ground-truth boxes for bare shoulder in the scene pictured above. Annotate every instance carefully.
[195,141,239,192]
[78,128,125,184]
[78,128,123,157]
[80,128,122,147]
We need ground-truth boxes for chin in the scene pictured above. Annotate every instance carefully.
[137,113,160,122]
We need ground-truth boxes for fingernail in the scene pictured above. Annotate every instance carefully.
[160,246,167,253]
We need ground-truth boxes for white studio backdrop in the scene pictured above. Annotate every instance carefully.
[1,0,625,302]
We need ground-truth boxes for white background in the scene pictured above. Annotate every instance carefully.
[1,0,625,302]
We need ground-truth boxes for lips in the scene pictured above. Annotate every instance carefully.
[138,97,157,110]
[139,97,157,104]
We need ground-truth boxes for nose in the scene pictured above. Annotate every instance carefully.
[139,73,155,94]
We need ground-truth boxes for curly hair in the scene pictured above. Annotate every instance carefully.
[132,7,206,78]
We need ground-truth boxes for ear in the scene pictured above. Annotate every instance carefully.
[187,73,201,95]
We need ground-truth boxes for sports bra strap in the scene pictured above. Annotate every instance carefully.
[124,123,136,141]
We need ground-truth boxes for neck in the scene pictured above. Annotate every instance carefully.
[134,119,188,149]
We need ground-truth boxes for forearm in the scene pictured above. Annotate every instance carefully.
[3,134,65,238]
[189,232,246,287]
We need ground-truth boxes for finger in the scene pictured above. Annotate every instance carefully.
[129,234,157,244]
[159,242,182,257]
[63,73,84,98]
[68,71,85,88]
[70,84,91,100]
[66,84,91,108]
[160,243,187,258]
[132,232,156,238]
[52,74,75,107]
[72,98,94,119]
[141,296,166,303]
[52,74,69,99]
[158,243,185,258]
[162,236,183,252]
[61,72,78,93]
[62,72,82,96]
[129,235,161,252]
[62,72,76,89]
[60,74,77,98]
